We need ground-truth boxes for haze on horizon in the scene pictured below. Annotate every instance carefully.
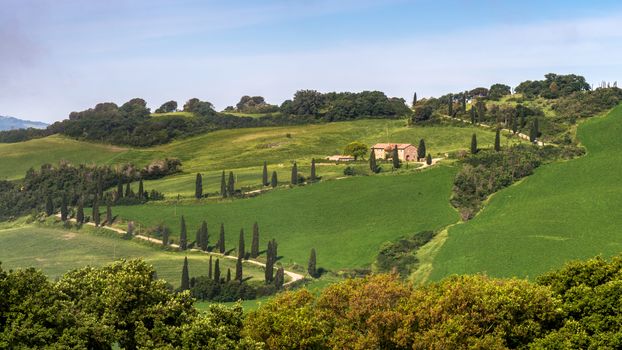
[2,0,622,123]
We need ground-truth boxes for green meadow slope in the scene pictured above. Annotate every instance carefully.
[0,224,265,288]
[113,165,461,271]
[429,104,622,280]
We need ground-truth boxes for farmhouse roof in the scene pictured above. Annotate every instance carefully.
[371,143,415,149]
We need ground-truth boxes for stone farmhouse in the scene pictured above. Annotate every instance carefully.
[371,143,418,161]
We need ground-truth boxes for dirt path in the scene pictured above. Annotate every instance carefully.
[56,215,305,286]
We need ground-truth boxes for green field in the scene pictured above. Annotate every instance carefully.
[427,104,622,280]
[0,224,266,288]
[113,165,461,271]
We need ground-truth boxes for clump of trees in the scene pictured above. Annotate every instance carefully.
[230,95,279,114]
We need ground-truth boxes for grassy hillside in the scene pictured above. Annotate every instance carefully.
[0,135,128,180]
[113,165,460,271]
[428,104,622,280]
[0,224,265,288]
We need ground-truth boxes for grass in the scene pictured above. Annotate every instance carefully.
[0,223,266,289]
[112,165,461,271]
[150,111,195,119]
[0,135,128,180]
[428,104,622,281]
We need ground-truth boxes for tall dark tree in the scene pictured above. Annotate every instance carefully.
[208,256,213,279]
[511,115,518,134]
[392,146,400,169]
[265,241,274,283]
[125,182,131,198]
[92,196,100,226]
[519,107,526,128]
[470,106,477,124]
[235,257,243,281]
[462,91,467,112]
[116,178,124,200]
[179,215,187,250]
[195,173,203,199]
[181,257,190,291]
[106,204,112,226]
[219,223,225,253]
[195,226,202,251]
[291,162,298,185]
[426,153,432,165]
[448,94,453,116]
[45,196,54,216]
[227,171,235,197]
[60,194,68,221]
[238,229,245,260]
[220,171,227,197]
[530,118,540,143]
[417,139,426,161]
[308,248,317,278]
[274,267,285,289]
[250,222,260,258]
[96,173,103,198]
[369,150,378,173]
[162,225,169,246]
[271,171,278,188]
[138,179,144,200]
[310,158,317,182]
[76,200,84,224]
[226,268,231,282]
[412,92,417,107]
[262,161,269,186]
[200,221,208,251]
[471,133,478,154]
[214,259,221,282]
[494,129,501,152]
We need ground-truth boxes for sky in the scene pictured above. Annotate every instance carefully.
[2,0,622,123]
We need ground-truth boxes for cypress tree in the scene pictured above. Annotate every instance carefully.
[195,173,203,199]
[470,106,477,124]
[494,129,501,151]
[219,223,225,253]
[125,182,131,198]
[412,92,417,107]
[96,173,103,198]
[214,259,221,282]
[220,171,227,197]
[519,107,526,128]
[138,179,144,200]
[275,267,284,289]
[227,171,235,197]
[369,150,378,173]
[238,228,245,259]
[262,161,269,186]
[106,203,112,226]
[310,158,316,182]
[462,91,467,112]
[448,94,453,116]
[250,222,259,258]
[511,115,518,134]
[195,226,202,250]
[530,118,539,143]
[226,268,231,282]
[265,241,274,283]
[45,196,54,216]
[308,248,317,278]
[271,239,278,262]
[291,162,298,185]
[392,146,400,169]
[60,194,68,221]
[417,139,426,161]
[181,257,190,291]
[180,215,187,250]
[162,225,169,246]
[200,221,208,251]
[76,200,84,224]
[426,153,432,165]
[271,171,278,188]
[92,196,100,226]
[471,133,478,154]
[117,178,124,200]
[235,257,243,281]
[208,256,213,279]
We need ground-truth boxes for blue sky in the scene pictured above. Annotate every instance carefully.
[2,0,622,122]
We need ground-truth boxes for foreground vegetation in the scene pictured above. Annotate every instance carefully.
[4,255,622,349]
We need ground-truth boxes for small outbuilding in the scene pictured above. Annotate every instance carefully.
[326,155,355,162]
[371,143,418,161]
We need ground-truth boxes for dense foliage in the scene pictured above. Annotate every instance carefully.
[231,96,279,114]
[374,230,435,278]
[515,73,590,99]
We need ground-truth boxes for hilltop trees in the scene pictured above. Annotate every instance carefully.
[417,139,426,161]
[181,257,190,291]
[180,215,188,250]
[262,161,269,186]
[489,83,512,100]
[271,171,278,188]
[308,248,318,278]
[195,173,203,199]
[471,133,478,154]
[155,100,177,113]
[251,222,260,258]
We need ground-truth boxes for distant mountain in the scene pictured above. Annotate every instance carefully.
[0,115,48,131]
